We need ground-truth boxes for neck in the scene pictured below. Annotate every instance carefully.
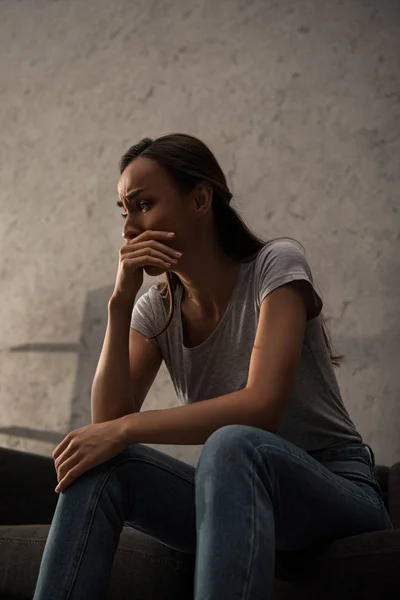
[175,238,242,318]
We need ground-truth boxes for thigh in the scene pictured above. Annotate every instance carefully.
[120,443,197,554]
[0,445,196,598]
[0,446,58,525]
[253,435,390,552]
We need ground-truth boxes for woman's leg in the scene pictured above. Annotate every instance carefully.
[194,424,391,600]
[33,443,196,600]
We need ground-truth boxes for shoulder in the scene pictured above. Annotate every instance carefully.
[130,282,170,340]
[255,238,311,278]
[256,238,306,262]
[254,238,323,320]
[134,282,167,313]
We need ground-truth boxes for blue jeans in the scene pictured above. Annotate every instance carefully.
[33,425,392,600]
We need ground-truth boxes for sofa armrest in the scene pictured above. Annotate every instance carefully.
[388,462,400,528]
[0,447,58,526]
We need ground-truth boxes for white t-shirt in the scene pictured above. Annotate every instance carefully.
[130,239,362,452]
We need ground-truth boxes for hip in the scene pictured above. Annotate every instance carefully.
[307,441,387,511]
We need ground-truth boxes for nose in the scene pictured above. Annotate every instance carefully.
[122,220,141,240]
[122,230,139,241]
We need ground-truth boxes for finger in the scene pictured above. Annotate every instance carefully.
[56,451,80,483]
[123,240,181,260]
[125,231,174,246]
[55,461,85,494]
[52,432,72,461]
[140,230,175,240]
[123,247,180,265]
[124,256,175,270]
[54,438,75,470]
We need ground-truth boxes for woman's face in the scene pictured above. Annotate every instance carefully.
[117,157,193,276]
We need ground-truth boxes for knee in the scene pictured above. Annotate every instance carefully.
[203,424,278,453]
[196,425,278,480]
[107,443,152,467]
[80,443,149,481]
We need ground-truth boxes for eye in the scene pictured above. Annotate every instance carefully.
[120,201,151,219]
[138,201,151,212]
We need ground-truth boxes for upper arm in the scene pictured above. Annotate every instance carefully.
[246,280,310,431]
[128,327,163,412]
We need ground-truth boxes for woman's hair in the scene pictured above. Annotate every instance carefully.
[119,133,344,367]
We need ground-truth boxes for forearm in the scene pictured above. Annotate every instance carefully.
[91,296,137,424]
[118,388,278,446]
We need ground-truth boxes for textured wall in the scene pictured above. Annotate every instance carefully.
[0,0,399,467]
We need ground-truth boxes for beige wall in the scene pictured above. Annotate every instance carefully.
[1,0,399,466]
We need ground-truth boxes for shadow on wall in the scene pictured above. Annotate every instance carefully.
[2,284,153,446]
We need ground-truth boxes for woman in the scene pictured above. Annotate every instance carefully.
[11,133,392,599]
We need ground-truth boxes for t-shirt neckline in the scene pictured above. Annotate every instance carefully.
[177,262,246,352]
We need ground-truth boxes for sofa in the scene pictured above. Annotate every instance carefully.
[0,446,399,599]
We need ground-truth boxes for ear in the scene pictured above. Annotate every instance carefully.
[192,182,214,214]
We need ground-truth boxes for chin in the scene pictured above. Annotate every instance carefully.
[144,265,167,277]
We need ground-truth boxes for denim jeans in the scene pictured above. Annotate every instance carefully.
[32,425,392,600]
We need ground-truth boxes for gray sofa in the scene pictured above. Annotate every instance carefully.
[0,446,399,599]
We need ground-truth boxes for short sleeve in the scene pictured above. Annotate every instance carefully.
[257,240,323,320]
[130,285,159,343]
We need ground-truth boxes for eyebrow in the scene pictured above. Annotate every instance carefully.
[116,187,145,209]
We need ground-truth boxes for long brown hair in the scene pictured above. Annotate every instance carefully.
[119,133,344,367]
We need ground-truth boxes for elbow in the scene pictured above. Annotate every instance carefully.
[255,413,281,435]
[246,389,285,434]
[255,416,280,435]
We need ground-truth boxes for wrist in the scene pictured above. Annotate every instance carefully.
[115,413,135,446]
[109,293,136,313]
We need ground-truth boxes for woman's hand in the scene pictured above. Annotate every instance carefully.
[112,230,181,306]
[52,420,127,494]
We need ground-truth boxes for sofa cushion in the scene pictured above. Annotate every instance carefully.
[274,529,400,599]
[0,524,195,600]
[388,463,400,528]
[1,524,400,600]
